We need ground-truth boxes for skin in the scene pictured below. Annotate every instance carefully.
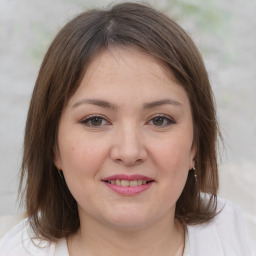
[54,47,196,256]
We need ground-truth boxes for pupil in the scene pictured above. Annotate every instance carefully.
[153,117,164,126]
[92,117,102,125]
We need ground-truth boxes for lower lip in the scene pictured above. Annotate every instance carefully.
[103,182,154,195]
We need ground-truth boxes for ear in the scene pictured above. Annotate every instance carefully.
[189,144,197,169]
[53,145,62,170]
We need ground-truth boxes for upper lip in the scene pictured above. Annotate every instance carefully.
[102,174,154,181]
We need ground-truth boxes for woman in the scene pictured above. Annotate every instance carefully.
[0,2,252,255]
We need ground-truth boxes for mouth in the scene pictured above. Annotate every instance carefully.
[102,174,155,195]
[103,179,154,187]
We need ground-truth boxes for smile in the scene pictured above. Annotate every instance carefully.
[104,179,153,186]
[102,174,155,195]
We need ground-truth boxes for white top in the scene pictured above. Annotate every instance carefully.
[0,197,253,256]
[54,228,190,255]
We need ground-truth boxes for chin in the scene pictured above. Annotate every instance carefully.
[102,208,155,230]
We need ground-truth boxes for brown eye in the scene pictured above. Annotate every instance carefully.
[149,115,175,127]
[90,117,103,126]
[152,116,165,126]
[81,116,109,127]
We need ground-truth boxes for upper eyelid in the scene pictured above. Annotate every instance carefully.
[148,114,175,122]
[80,115,110,124]
[80,114,108,120]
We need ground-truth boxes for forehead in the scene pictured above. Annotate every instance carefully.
[84,47,175,84]
[67,46,190,108]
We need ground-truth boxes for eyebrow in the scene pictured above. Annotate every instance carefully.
[72,99,118,109]
[143,99,183,109]
[72,98,183,109]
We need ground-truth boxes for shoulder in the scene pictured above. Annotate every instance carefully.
[0,214,25,240]
[0,217,55,256]
[187,196,253,256]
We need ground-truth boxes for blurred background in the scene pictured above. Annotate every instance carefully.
[0,0,255,250]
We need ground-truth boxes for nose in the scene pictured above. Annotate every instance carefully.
[110,123,147,166]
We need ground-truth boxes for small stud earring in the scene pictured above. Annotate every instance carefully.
[192,166,198,182]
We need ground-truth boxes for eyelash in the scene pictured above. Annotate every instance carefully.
[80,115,110,127]
[147,115,176,127]
[80,115,175,127]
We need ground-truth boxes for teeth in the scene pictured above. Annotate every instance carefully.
[129,180,138,187]
[106,179,151,186]
[121,180,130,186]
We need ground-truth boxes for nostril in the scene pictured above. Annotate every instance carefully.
[110,141,147,166]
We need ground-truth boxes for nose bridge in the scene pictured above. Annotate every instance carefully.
[110,121,146,165]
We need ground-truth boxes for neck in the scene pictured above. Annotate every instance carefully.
[68,213,185,256]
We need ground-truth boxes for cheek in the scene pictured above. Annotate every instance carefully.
[59,136,108,178]
[155,136,192,168]
[146,137,192,210]
[152,136,193,187]
[59,139,107,203]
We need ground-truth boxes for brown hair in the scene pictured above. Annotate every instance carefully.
[20,2,220,241]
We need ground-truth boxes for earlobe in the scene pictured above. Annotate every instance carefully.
[189,145,197,170]
[53,146,62,170]
[190,159,195,170]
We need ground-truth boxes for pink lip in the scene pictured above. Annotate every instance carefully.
[103,174,153,181]
[102,174,155,195]
[104,182,154,195]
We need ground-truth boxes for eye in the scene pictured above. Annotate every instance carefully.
[80,115,110,127]
[148,115,175,127]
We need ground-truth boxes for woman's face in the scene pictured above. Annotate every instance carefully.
[54,47,196,230]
